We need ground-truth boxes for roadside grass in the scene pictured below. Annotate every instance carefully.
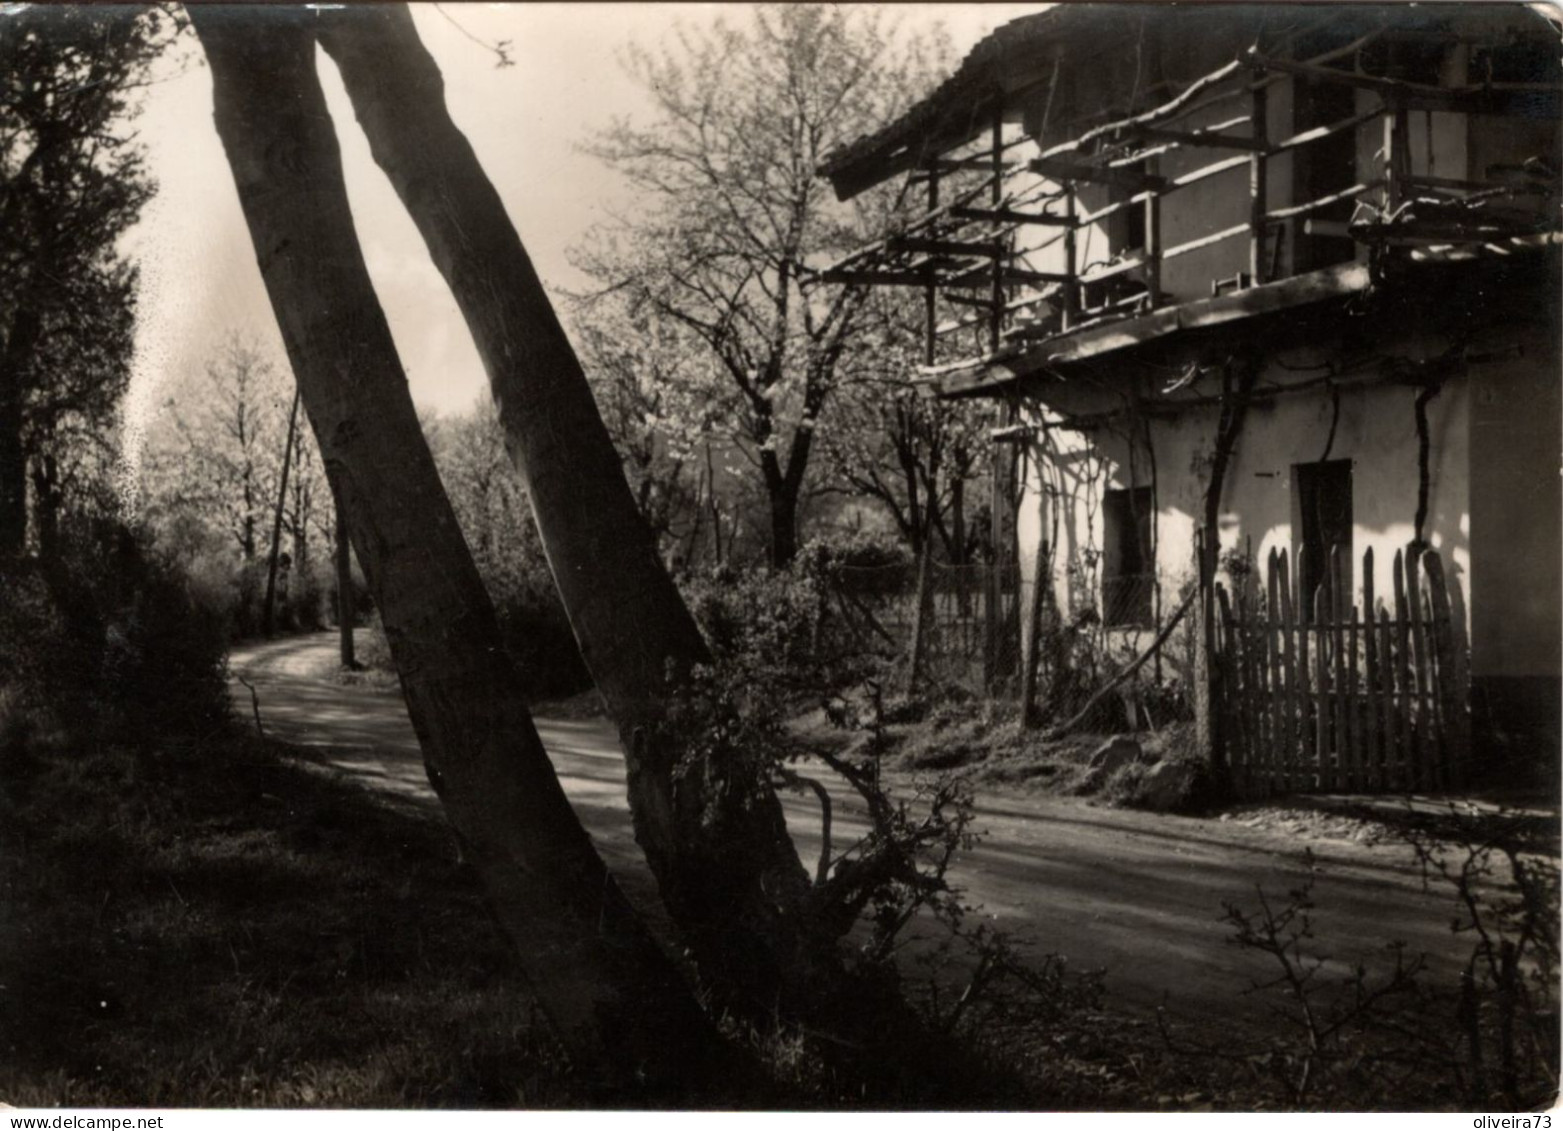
[0,718,577,1108]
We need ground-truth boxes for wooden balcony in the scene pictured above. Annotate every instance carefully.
[816,28,1561,384]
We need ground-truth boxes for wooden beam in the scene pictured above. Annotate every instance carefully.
[1303,219,1353,240]
[1266,180,1378,222]
[1002,266,1074,287]
[1122,125,1266,151]
[1352,218,1556,243]
[1161,221,1250,261]
[916,156,1022,176]
[952,205,1074,227]
[945,292,1001,310]
[1029,157,1167,192]
[925,261,1373,397]
[1249,71,1269,284]
[990,424,1038,444]
[818,268,933,287]
[1248,48,1436,101]
[1270,107,1385,156]
[947,263,1073,288]
[1250,48,1563,118]
[888,235,1005,258]
[1077,256,1147,287]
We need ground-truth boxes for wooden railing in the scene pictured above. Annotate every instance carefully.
[819,29,1561,357]
[1216,544,1471,796]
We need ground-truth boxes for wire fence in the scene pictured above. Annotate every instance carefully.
[825,560,1194,730]
[830,560,1020,695]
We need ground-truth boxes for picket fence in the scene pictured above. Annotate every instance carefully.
[1216,544,1471,795]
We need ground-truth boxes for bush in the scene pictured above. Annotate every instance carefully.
[0,517,231,746]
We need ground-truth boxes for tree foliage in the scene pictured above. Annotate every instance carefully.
[574,5,949,566]
[816,290,992,560]
[141,335,332,635]
[0,6,172,555]
[424,403,591,698]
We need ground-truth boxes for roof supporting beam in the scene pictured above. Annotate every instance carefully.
[1029,157,1167,191]
[1120,125,1266,151]
[887,235,1006,258]
[1249,48,1563,117]
[952,205,1075,227]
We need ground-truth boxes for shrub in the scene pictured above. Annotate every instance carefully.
[0,517,231,747]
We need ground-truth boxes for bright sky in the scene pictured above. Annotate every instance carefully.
[123,3,1044,447]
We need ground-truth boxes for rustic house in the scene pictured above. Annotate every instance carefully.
[818,3,1561,792]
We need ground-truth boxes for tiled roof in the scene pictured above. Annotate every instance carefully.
[816,7,1063,189]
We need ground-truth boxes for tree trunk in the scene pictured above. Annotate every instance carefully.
[316,7,832,1019]
[768,479,800,569]
[30,452,59,563]
[0,394,27,558]
[190,8,733,1096]
[262,389,299,638]
[333,480,355,669]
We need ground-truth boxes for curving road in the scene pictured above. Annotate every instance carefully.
[230,631,1488,1037]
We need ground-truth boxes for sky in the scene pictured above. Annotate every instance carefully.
[122,3,1045,450]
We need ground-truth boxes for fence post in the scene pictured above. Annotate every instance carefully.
[1194,527,1224,775]
[1020,535,1050,728]
[907,536,936,697]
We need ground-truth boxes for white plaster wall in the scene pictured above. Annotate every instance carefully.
[1013,347,1477,676]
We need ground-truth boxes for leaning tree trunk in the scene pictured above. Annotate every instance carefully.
[315,7,835,1019]
[189,8,734,1097]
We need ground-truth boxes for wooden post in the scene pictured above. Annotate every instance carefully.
[1144,158,1162,309]
[1021,534,1049,728]
[1362,546,1381,789]
[1214,582,1237,780]
[262,387,301,638]
[1062,184,1079,330]
[1279,550,1301,791]
[1422,549,1463,788]
[924,168,940,368]
[1265,550,1284,788]
[984,413,1006,693]
[1400,546,1425,787]
[1377,605,1397,787]
[1248,71,1270,285]
[1330,545,1350,790]
[989,108,1005,355]
[1194,527,1221,772]
[1404,547,1435,790]
[907,535,936,697]
[1314,579,1332,790]
[1441,553,1473,786]
[1384,95,1410,215]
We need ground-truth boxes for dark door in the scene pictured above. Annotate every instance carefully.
[1295,459,1353,613]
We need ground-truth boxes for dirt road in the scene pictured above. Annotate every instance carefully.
[230,632,1484,1035]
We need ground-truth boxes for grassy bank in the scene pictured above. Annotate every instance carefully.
[0,723,574,1108]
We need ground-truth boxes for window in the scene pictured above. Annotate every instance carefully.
[1103,486,1154,627]
[1293,459,1353,614]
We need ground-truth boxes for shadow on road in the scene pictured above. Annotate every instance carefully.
[230,630,1487,1037]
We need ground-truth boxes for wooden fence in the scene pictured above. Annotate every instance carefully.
[1216,544,1470,795]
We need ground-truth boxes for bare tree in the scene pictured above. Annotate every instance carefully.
[189,6,734,1095]
[818,293,989,560]
[572,6,947,567]
[149,335,284,562]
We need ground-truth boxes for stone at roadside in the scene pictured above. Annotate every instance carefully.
[1088,735,1145,775]
[1138,758,1198,810]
